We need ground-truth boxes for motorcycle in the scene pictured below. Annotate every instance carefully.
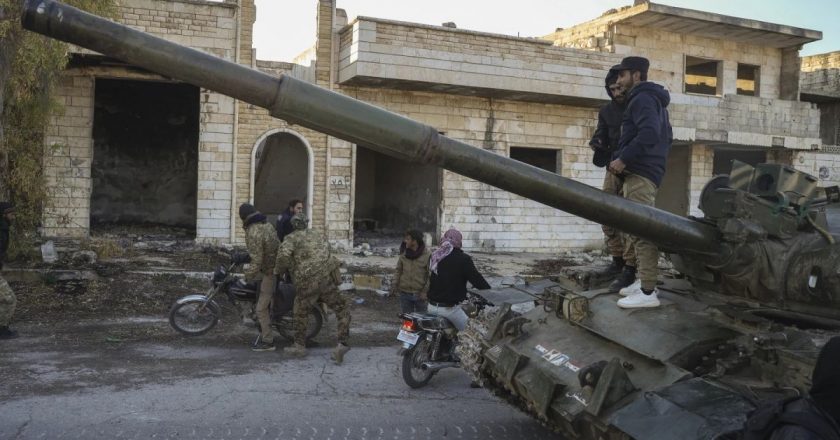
[168,257,325,342]
[397,292,491,388]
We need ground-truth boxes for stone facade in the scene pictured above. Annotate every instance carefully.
[45,0,238,241]
[44,0,835,252]
[801,51,840,147]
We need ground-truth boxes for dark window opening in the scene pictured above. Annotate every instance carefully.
[685,56,722,96]
[737,63,760,96]
[253,133,309,225]
[712,148,767,175]
[353,147,440,248]
[91,79,199,236]
[510,147,562,174]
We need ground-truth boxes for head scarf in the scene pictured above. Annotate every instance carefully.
[430,228,462,274]
[811,336,840,424]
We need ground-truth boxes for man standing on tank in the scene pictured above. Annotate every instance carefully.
[590,65,630,277]
[607,56,672,309]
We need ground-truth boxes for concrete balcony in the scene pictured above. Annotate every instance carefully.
[669,93,821,149]
[337,18,821,149]
[337,18,621,107]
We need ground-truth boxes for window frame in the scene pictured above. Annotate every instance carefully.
[684,55,724,97]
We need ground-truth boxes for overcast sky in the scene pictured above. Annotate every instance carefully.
[251,0,837,62]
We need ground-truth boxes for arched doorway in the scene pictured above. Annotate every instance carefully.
[250,130,313,223]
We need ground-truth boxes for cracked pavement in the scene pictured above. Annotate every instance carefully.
[0,314,559,439]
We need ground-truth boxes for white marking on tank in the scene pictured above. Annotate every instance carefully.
[535,343,581,373]
[567,390,589,406]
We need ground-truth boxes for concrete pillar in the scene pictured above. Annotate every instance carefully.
[779,46,801,101]
[315,0,335,88]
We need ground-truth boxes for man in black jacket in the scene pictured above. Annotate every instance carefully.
[607,56,672,308]
[276,199,303,242]
[742,337,840,440]
[427,229,490,331]
[590,65,630,276]
[0,202,18,339]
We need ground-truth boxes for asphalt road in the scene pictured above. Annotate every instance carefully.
[0,319,558,440]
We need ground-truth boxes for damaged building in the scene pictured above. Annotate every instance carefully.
[42,0,840,252]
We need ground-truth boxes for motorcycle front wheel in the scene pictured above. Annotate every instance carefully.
[402,338,435,388]
[168,298,221,336]
[274,306,324,343]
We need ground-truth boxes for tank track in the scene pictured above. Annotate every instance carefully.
[458,309,631,440]
[458,309,565,434]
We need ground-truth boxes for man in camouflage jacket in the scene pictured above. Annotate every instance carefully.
[274,213,351,364]
[240,203,280,351]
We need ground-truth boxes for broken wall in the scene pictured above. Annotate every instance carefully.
[91,79,198,228]
[353,148,440,234]
[44,0,240,241]
[334,87,604,252]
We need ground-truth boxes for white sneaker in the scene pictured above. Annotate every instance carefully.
[617,289,661,309]
[619,279,642,296]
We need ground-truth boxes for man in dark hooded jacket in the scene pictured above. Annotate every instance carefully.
[590,65,629,276]
[770,337,840,440]
[740,337,840,440]
[607,56,673,308]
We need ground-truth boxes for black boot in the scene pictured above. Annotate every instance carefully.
[599,256,624,276]
[0,326,19,340]
[608,266,636,292]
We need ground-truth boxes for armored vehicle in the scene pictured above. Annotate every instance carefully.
[20,2,840,438]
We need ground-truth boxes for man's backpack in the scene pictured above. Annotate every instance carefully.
[741,396,840,440]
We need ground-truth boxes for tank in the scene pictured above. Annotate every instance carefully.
[20,2,840,438]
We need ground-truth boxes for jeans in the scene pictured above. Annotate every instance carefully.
[427,304,468,331]
[399,292,428,314]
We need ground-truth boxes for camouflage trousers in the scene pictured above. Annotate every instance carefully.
[622,173,660,291]
[602,171,633,264]
[0,276,17,326]
[293,276,350,346]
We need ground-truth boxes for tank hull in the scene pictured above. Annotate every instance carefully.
[459,274,836,439]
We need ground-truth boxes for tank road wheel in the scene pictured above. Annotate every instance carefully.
[401,338,435,388]
[458,316,491,386]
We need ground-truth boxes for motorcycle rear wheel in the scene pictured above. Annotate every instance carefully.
[168,298,221,336]
[273,306,324,343]
[402,338,435,388]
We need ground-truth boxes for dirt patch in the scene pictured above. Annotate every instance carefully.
[11,272,208,322]
[524,258,579,275]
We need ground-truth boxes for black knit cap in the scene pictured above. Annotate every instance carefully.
[0,202,14,214]
[605,64,622,98]
[238,203,256,221]
[614,56,650,75]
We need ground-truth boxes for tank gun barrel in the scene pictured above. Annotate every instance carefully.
[21,0,723,254]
